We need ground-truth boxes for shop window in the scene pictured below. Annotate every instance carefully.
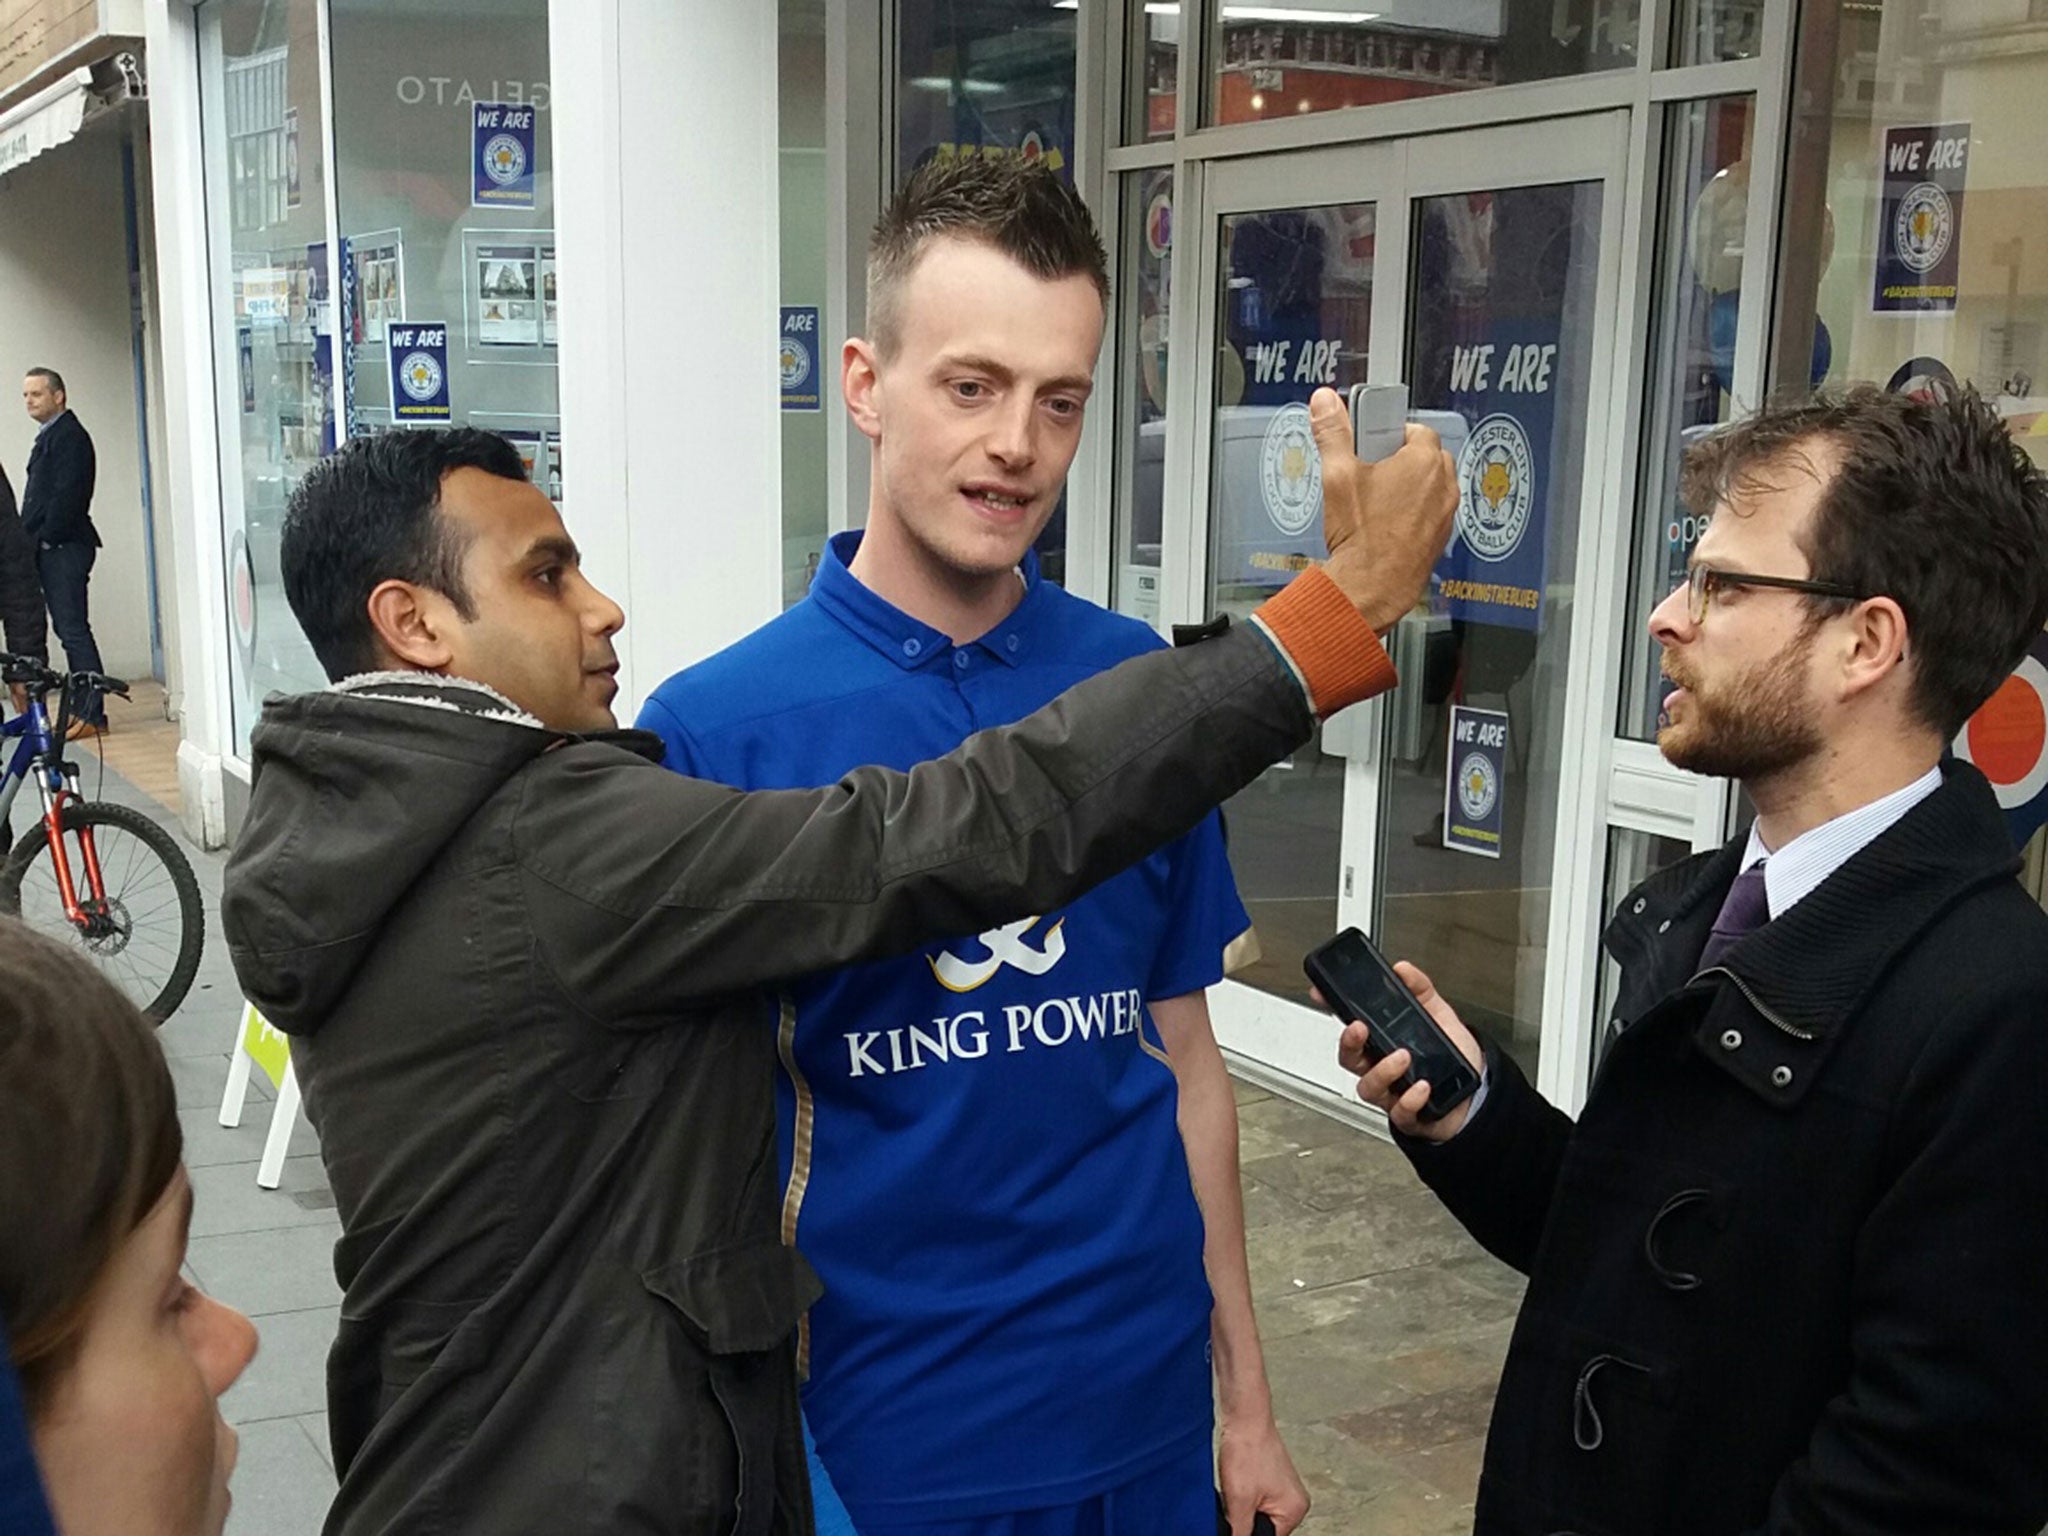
[781,0,830,606]
[1773,1,2048,899]
[1776,2,2045,436]
[199,0,331,755]
[896,0,1079,585]
[1672,0,1765,66]
[1125,0,1180,143]
[898,0,1077,181]
[1112,166,1174,624]
[1206,0,1640,131]
[1589,826,1695,1075]
[1619,95,1757,741]
[330,0,558,479]
[200,0,557,756]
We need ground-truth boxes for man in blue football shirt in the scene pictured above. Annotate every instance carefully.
[641,158,1308,1535]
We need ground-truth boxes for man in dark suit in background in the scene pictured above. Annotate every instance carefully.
[0,461,46,717]
[19,370,104,738]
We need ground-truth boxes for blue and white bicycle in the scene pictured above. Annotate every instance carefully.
[0,652,204,1022]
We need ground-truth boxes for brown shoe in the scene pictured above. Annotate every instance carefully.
[65,719,105,742]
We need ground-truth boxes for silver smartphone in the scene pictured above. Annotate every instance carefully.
[1347,382,1410,464]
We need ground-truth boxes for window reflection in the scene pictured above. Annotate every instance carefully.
[1620,96,1758,741]
[1209,0,1639,129]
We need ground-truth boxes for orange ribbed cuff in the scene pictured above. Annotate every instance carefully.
[1251,567,1398,717]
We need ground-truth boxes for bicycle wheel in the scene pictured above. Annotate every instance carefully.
[0,801,206,1024]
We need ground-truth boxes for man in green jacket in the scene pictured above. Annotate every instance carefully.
[221,399,1452,1536]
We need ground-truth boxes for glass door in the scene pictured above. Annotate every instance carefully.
[1192,116,1633,1117]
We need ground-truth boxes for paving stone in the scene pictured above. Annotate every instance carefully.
[299,1413,334,1472]
[186,1223,344,1317]
[1246,1188,1482,1302]
[169,1050,271,1110]
[1408,1432,1489,1503]
[1256,1263,1521,1348]
[222,1306,339,1426]
[178,1102,322,1169]
[223,1414,336,1536]
[1331,1379,1500,1456]
[1235,1096,1372,1162]
[1241,1131,1431,1213]
[189,1156,337,1238]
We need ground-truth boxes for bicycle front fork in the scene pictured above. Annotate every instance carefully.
[38,786,110,928]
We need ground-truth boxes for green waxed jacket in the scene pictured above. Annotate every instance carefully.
[222,619,1319,1536]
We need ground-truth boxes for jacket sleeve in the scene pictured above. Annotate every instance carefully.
[519,579,1389,1021]
[1394,1038,1575,1275]
[1748,976,2048,1536]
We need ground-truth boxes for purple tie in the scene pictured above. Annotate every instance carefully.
[1699,862,1770,970]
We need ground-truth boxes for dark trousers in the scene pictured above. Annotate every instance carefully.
[36,542,104,724]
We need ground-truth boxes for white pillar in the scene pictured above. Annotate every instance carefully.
[548,0,783,717]
[142,0,232,847]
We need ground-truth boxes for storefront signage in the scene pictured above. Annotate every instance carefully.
[1444,705,1508,859]
[1873,123,1968,314]
[243,267,289,324]
[387,322,451,422]
[1258,403,1320,536]
[0,2,97,103]
[1952,631,2048,847]
[351,234,405,346]
[398,77,549,110]
[477,245,540,345]
[540,247,558,346]
[473,102,537,209]
[502,430,543,483]
[1430,323,1559,632]
[779,306,821,411]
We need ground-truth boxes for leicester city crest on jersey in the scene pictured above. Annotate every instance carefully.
[1893,182,1953,274]
[1456,413,1536,563]
[1259,403,1322,538]
[482,133,528,188]
[398,349,444,403]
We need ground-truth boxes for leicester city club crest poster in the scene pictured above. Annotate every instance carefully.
[1429,321,1560,632]
[1874,123,1968,314]
[473,102,537,210]
[387,322,451,423]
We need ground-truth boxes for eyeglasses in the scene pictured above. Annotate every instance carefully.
[1683,564,1867,625]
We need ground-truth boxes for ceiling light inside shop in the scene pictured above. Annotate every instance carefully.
[1053,2,1180,11]
[1223,5,1381,20]
[907,76,1007,95]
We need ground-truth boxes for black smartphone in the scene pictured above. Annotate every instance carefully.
[1303,927,1480,1122]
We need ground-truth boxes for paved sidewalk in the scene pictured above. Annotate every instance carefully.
[81,756,1517,1535]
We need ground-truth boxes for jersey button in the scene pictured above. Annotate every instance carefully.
[954,651,970,671]
[902,638,922,659]
[1006,634,1021,653]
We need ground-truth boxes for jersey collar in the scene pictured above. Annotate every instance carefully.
[810,529,1047,671]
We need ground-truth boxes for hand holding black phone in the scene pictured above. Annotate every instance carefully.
[1215,1491,1278,1536]
[1303,928,1480,1123]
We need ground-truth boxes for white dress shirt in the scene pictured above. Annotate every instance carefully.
[1736,765,1944,919]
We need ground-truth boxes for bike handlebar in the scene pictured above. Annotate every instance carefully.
[0,652,130,698]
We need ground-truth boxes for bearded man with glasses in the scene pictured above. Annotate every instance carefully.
[1345,386,2048,1536]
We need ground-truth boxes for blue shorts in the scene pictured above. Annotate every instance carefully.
[840,1438,1215,1536]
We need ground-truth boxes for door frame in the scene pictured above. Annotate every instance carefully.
[1178,112,1639,1122]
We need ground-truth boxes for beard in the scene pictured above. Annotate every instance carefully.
[1658,632,1825,781]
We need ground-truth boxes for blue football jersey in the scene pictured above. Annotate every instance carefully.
[639,533,1250,1522]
